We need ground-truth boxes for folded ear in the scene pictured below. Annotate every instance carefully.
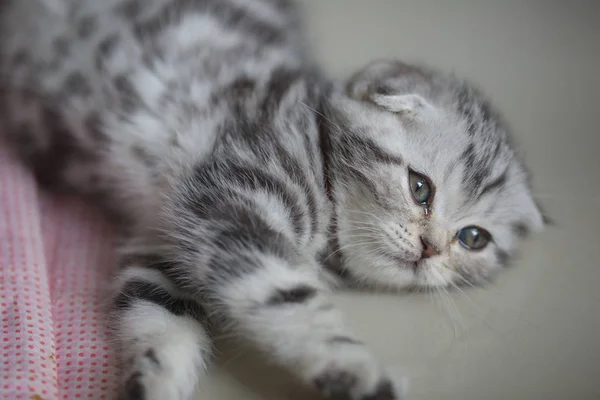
[346,59,434,116]
[369,93,429,115]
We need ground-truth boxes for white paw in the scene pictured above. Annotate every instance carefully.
[119,348,196,400]
[306,345,406,400]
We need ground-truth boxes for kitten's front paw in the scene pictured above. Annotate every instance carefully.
[119,348,194,400]
[308,347,406,400]
[315,372,400,400]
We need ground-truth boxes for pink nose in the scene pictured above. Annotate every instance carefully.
[420,236,440,259]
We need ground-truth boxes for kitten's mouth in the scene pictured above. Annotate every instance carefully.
[384,251,419,272]
[411,261,419,272]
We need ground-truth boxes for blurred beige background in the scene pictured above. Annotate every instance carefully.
[196,1,600,399]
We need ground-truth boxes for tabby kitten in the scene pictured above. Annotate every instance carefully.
[0,0,544,399]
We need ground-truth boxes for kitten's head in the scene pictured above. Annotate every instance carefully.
[325,60,544,290]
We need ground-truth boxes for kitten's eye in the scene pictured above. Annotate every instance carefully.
[457,226,491,250]
[409,171,432,205]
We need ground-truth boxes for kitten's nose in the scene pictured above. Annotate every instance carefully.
[420,236,440,259]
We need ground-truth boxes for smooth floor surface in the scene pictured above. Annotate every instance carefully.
[195,2,600,399]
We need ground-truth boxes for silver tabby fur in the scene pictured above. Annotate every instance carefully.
[0,1,544,399]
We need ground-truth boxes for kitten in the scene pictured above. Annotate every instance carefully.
[0,0,544,399]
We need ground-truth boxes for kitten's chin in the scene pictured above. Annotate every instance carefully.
[414,263,456,288]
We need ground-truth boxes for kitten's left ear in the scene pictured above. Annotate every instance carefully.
[346,59,433,116]
[368,93,430,115]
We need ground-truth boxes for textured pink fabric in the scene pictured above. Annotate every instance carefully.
[1,144,120,399]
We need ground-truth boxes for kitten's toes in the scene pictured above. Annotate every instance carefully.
[308,347,406,400]
[119,348,196,400]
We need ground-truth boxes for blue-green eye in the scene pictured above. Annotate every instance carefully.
[409,171,432,205]
[457,226,491,250]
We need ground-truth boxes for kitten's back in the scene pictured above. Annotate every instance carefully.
[0,0,303,220]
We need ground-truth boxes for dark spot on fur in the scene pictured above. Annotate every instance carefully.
[374,84,394,96]
[77,15,98,39]
[144,349,160,366]
[146,258,192,288]
[11,123,39,159]
[318,303,336,311]
[88,174,101,186]
[314,369,358,397]
[168,133,180,148]
[327,336,363,345]
[96,34,121,69]
[30,106,88,189]
[114,279,204,318]
[225,76,257,99]
[496,249,510,265]
[267,285,317,305]
[115,0,143,20]
[114,74,142,112]
[512,222,530,238]
[124,372,145,400]
[263,67,304,108]
[53,37,70,57]
[362,379,396,400]
[62,71,92,97]
[11,49,31,67]
[131,145,154,167]
[84,112,109,145]
[118,253,163,270]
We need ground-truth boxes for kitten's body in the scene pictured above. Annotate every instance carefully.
[0,1,544,399]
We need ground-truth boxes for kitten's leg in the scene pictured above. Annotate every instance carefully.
[206,257,403,400]
[110,264,210,400]
[160,184,405,399]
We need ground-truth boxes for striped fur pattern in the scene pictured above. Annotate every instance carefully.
[0,1,543,399]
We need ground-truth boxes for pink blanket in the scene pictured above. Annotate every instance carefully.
[1,144,119,399]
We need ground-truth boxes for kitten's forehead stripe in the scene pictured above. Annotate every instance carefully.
[459,139,511,201]
[340,134,404,167]
[477,168,508,201]
[460,143,490,197]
